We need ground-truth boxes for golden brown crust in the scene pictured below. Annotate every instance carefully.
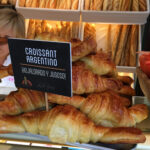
[94,0,104,10]
[19,0,26,7]
[25,0,32,7]
[117,85,136,96]
[0,105,146,144]
[103,0,113,10]
[84,0,90,10]
[112,0,119,11]
[48,91,148,127]
[27,19,36,39]
[111,25,122,61]
[39,0,46,8]
[139,0,147,11]
[132,0,139,11]
[115,25,130,65]
[72,63,123,94]
[81,52,117,77]
[121,0,132,11]
[129,25,139,66]
[117,75,134,85]
[71,0,78,10]
[0,89,45,116]
[136,67,150,100]
[30,0,37,7]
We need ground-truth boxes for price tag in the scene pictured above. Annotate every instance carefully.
[8,38,72,97]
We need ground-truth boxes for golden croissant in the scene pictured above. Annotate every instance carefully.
[0,105,145,144]
[0,64,13,79]
[80,52,118,77]
[0,88,46,116]
[48,91,148,127]
[72,62,123,94]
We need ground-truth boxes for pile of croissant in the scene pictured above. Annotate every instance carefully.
[84,0,147,11]
[19,0,79,10]
[0,22,148,145]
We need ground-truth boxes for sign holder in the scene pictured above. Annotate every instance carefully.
[45,92,49,111]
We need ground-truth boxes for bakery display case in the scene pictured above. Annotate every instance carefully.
[0,0,150,149]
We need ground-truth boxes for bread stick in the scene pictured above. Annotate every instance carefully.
[139,0,147,11]
[103,0,113,11]
[27,19,35,39]
[49,0,57,8]
[124,27,132,66]
[120,26,131,66]
[39,0,46,8]
[106,25,111,52]
[66,0,71,9]
[25,0,32,7]
[112,0,119,11]
[129,25,138,66]
[132,0,139,11]
[71,0,78,10]
[94,0,104,10]
[111,25,122,61]
[119,0,123,10]
[115,25,130,65]
[84,0,90,10]
[90,0,94,10]
[121,0,132,11]
[19,0,25,6]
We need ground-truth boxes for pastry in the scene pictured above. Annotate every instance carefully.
[0,105,146,144]
[48,92,148,127]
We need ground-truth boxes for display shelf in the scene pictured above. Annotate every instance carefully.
[81,0,150,24]
[0,133,136,150]
[16,0,81,22]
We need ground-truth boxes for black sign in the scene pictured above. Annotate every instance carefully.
[8,38,72,97]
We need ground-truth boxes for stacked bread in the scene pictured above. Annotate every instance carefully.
[84,0,147,11]
[0,0,16,5]
[19,0,79,10]
[0,20,148,145]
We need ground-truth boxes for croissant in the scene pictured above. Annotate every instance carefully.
[0,88,46,116]
[0,105,145,144]
[117,75,134,86]
[0,64,13,79]
[48,91,148,127]
[72,62,123,94]
[80,52,118,77]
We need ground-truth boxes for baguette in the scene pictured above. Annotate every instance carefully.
[84,0,90,10]
[103,0,113,10]
[124,27,132,66]
[39,0,46,8]
[94,0,104,10]
[112,0,119,11]
[132,0,139,11]
[71,0,78,10]
[121,0,132,11]
[115,25,130,65]
[139,0,147,11]
[25,0,32,7]
[111,25,122,61]
[19,0,25,6]
[129,25,138,66]
[106,25,111,52]
[49,0,57,8]
[90,0,94,10]
[31,0,37,7]
[120,26,131,66]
